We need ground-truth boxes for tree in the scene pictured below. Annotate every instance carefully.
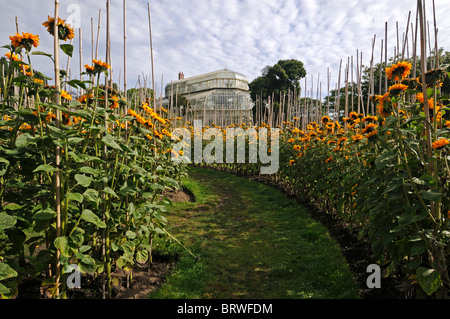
[249,59,306,103]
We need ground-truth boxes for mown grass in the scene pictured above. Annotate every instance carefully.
[150,167,360,299]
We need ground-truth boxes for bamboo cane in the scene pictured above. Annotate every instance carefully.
[344,59,349,121]
[385,22,388,92]
[327,67,330,116]
[123,0,127,105]
[432,0,439,69]
[367,35,376,115]
[95,10,101,60]
[53,0,62,299]
[402,11,412,60]
[101,0,112,300]
[91,18,94,62]
[79,28,83,93]
[379,40,383,95]
[417,0,433,189]
[122,0,131,285]
[337,59,342,118]
[148,3,156,113]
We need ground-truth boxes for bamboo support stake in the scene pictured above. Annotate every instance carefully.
[385,22,388,92]
[148,2,156,113]
[123,0,127,104]
[336,60,342,118]
[396,21,400,62]
[402,11,412,60]
[91,18,94,62]
[367,35,376,115]
[356,51,360,113]
[351,55,355,112]
[95,10,101,60]
[427,21,433,68]
[432,0,439,69]
[315,73,320,122]
[53,0,62,299]
[379,40,383,95]
[344,59,349,121]
[326,68,330,116]
[359,51,364,116]
[417,0,434,199]
[79,28,83,87]
[103,0,112,300]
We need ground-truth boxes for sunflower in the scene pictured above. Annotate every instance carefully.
[33,78,44,85]
[325,122,335,131]
[289,159,295,166]
[61,90,72,101]
[362,115,378,123]
[349,111,359,121]
[293,144,301,151]
[153,130,163,139]
[401,77,421,90]
[42,16,75,41]
[420,68,448,88]
[376,103,391,117]
[385,61,412,81]
[77,93,94,103]
[352,133,364,142]
[388,83,408,96]
[362,123,378,135]
[321,116,331,125]
[84,64,95,75]
[364,130,378,140]
[93,59,111,69]
[4,52,21,62]
[416,92,436,111]
[10,32,40,51]
[84,59,111,75]
[110,95,119,109]
[432,138,449,150]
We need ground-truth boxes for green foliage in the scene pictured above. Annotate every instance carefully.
[249,59,306,103]
[0,36,188,299]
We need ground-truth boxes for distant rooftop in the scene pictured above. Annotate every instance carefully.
[164,69,250,98]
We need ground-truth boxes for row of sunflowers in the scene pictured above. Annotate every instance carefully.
[0,16,187,298]
[205,60,450,298]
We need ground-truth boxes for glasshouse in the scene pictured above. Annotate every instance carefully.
[163,69,254,126]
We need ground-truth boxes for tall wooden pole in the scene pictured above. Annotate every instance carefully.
[95,10,101,60]
[385,22,388,92]
[148,2,156,113]
[79,28,83,94]
[123,0,128,103]
[53,0,62,299]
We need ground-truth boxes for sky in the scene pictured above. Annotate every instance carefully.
[1,0,450,100]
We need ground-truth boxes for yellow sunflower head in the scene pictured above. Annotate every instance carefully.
[386,61,412,81]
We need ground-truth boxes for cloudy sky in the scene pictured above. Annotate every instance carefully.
[1,0,449,99]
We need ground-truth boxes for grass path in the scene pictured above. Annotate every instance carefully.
[150,167,360,299]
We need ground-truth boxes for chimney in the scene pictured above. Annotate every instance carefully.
[178,71,184,80]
